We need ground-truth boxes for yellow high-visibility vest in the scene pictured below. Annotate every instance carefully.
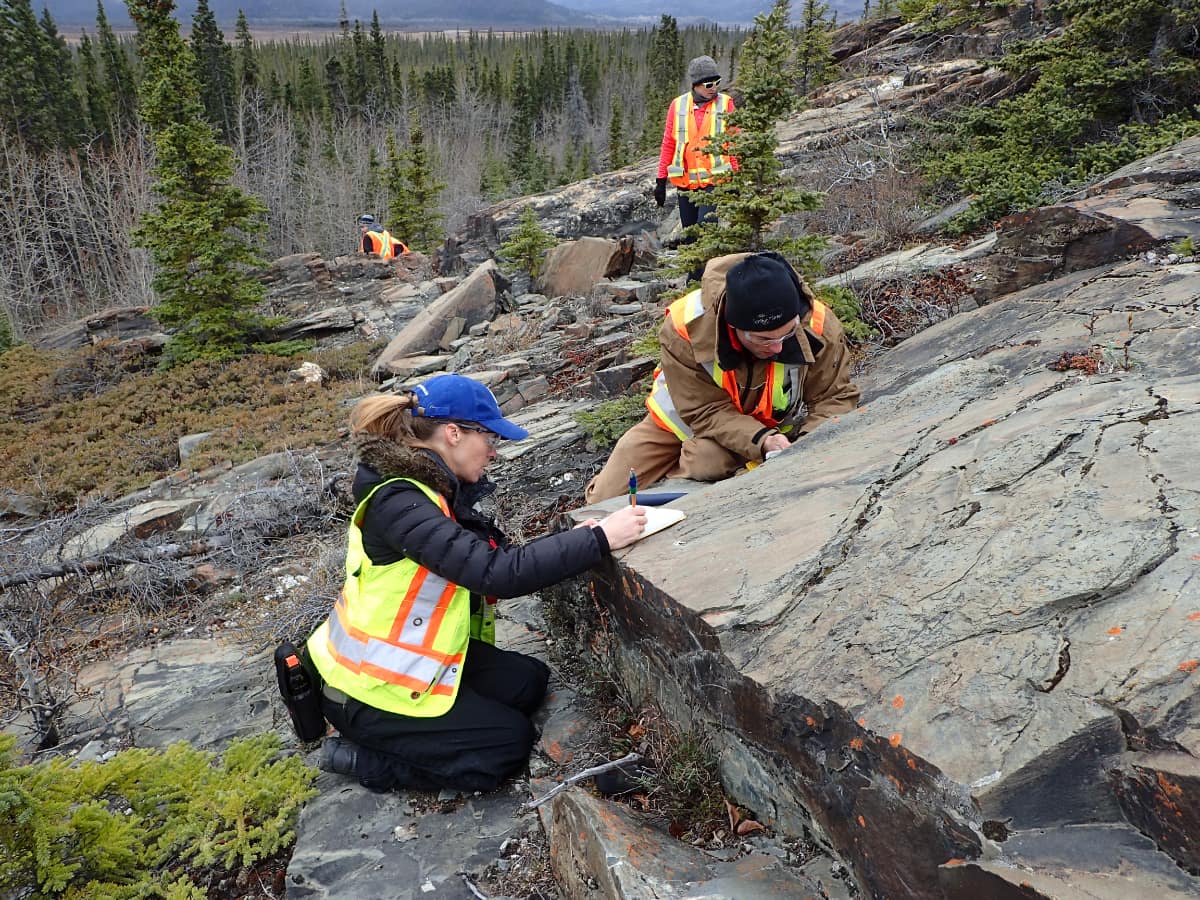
[308,477,481,718]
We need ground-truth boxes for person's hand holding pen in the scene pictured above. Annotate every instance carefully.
[597,504,647,549]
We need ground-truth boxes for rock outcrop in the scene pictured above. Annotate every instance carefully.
[562,244,1200,896]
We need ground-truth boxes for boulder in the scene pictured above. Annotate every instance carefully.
[540,236,636,298]
[371,259,507,376]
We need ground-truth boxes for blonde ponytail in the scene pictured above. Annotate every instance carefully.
[348,393,441,443]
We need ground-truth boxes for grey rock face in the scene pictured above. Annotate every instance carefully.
[557,253,1200,897]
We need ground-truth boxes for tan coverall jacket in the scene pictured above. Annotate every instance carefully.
[585,252,861,502]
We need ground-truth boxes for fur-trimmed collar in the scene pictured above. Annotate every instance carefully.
[352,433,454,498]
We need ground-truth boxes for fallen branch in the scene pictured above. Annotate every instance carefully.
[520,752,641,812]
[0,536,232,590]
[458,872,490,899]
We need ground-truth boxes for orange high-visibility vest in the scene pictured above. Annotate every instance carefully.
[365,229,409,259]
[645,289,826,441]
[666,93,734,189]
[308,477,484,718]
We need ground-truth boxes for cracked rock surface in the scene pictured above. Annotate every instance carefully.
[569,255,1200,897]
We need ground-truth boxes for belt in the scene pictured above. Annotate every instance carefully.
[322,683,348,703]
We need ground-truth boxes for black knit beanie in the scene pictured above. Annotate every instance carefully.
[723,252,807,331]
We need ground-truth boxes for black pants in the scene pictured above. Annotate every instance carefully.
[321,639,549,793]
[678,186,716,282]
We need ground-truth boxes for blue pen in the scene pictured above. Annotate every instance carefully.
[628,468,638,507]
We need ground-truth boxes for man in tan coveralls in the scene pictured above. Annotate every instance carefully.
[586,251,860,502]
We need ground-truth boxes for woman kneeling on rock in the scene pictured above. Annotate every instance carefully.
[307,373,646,792]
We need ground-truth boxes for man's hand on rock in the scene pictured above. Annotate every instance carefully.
[762,433,792,456]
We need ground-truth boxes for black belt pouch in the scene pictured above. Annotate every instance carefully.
[274,641,327,742]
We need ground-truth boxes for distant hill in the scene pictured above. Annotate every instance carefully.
[47,0,598,28]
[47,0,860,29]
[551,0,865,26]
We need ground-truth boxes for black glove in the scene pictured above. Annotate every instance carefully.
[653,177,668,208]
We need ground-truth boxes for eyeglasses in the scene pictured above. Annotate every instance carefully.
[740,329,792,348]
[452,422,500,447]
[698,79,720,89]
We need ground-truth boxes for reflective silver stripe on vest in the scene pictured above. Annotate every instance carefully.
[667,94,691,177]
[395,569,455,647]
[326,599,460,691]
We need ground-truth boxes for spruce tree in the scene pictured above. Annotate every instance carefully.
[234,10,257,93]
[641,14,683,152]
[96,0,136,134]
[798,0,835,94]
[77,31,109,140]
[499,206,556,278]
[128,0,270,367]
[367,11,390,103]
[0,0,85,151]
[673,0,824,278]
[386,119,446,253]
[608,102,626,168]
[190,0,235,140]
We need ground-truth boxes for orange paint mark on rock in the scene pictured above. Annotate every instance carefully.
[1179,659,1199,673]
[1191,555,1200,560]
[1188,612,1200,621]
[981,419,996,427]
[850,737,864,751]
[892,695,905,709]
[1157,772,1184,799]
[857,815,866,828]
[889,733,902,747]
[947,436,958,445]
[907,757,918,770]
[1107,627,1123,635]
[857,717,866,727]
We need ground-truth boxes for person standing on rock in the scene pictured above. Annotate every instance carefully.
[585,252,860,502]
[357,213,408,259]
[308,373,646,792]
[653,55,737,281]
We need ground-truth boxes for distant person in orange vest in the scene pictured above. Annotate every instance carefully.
[653,55,737,280]
[357,213,408,258]
[586,252,860,503]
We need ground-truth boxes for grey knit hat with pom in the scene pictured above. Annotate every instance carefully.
[686,55,721,86]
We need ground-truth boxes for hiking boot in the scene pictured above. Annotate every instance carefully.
[319,737,359,776]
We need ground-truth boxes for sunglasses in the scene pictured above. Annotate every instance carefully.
[698,79,720,89]
[452,422,500,447]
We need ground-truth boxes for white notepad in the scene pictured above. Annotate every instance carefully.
[635,505,686,540]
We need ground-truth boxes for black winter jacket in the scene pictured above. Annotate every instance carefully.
[351,434,610,599]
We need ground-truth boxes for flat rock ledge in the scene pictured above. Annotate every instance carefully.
[557,255,1200,898]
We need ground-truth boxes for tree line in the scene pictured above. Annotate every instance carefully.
[3,2,838,342]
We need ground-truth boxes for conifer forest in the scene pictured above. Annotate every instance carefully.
[0,0,747,338]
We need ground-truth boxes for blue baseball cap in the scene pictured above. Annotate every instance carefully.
[413,374,530,441]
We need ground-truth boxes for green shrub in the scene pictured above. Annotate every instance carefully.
[574,388,649,449]
[1171,236,1197,257]
[817,285,874,342]
[498,206,557,278]
[921,0,1200,231]
[0,309,14,354]
[0,732,317,898]
[630,322,662,359]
